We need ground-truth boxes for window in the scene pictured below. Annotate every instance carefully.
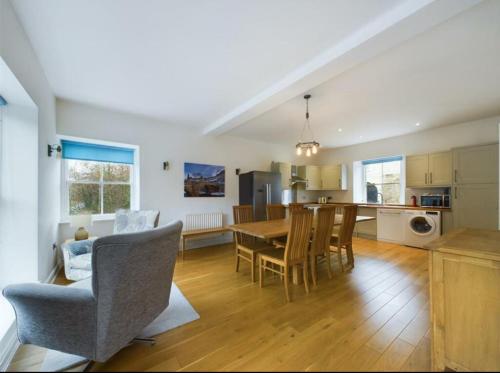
[61,139,138,219]
[356,156,404,204]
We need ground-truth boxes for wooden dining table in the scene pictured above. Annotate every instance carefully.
[229,214,376,284]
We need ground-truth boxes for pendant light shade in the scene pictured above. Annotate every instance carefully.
[296,94,320,156]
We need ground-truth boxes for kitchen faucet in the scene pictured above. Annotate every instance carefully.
[377,192,384,205]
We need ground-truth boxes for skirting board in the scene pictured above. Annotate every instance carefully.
[0,324,19,372]
[0,263,62,372]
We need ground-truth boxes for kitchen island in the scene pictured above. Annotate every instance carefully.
[426,228,500,372]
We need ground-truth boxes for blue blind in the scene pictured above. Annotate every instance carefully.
[361,155,403,166]
[61,140,134,165]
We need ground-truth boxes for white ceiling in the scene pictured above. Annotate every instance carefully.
[11,0,401,126]
[228,0,500,147]
[11,0,500,148]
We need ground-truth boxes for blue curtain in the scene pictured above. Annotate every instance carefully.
[61,140,134,164]
[362,155,403,166]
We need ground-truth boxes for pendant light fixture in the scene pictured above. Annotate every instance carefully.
[296,94,319,157]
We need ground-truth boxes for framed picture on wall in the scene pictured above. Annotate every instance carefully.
[184,162,225,197]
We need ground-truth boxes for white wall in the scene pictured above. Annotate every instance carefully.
[56,99,294,244]
[0,0,59,282]
[310,116,500,203]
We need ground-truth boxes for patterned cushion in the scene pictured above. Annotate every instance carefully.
[69,253,92,271]
[113,209,159,234]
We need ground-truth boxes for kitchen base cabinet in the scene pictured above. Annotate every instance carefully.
[428,229,500,372]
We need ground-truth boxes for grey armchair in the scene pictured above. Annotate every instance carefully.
[3,220,182,363]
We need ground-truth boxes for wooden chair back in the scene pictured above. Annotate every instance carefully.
[288,203,306,215]
[284,209,314,263]
[266,204,286,221]
[310,207,336,256]
[337,205,358,246]
[233,205,255,245]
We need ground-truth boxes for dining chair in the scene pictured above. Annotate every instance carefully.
[233,205,267,282]
[258,209,314,302]
[288,203,307,215]
[266,204,286,220]
[309,206,336,286]
[330,204,358,272]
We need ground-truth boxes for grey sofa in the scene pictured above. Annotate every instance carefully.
[3,220,182,363]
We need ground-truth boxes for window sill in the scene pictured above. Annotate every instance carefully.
[59,214,115,224]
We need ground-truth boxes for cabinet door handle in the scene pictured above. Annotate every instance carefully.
[454,169,457,183]
[425,173,427,184]
[454,186,457,199]
[338,179,341,189]
[430,172,433,184]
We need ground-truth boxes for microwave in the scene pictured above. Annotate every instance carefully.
[420,194,450,208]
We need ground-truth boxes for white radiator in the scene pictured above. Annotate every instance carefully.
[184,212,223,231]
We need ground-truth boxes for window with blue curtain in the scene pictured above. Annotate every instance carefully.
[61,140,134,164]
[61,139,136,217]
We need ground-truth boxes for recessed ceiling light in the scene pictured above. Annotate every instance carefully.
[359,135,363,139]
[415,122,421,127]
[338,128,343,132]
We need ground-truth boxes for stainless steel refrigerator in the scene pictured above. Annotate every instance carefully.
[239,171,282,221]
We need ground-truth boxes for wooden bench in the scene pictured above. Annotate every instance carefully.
[180,227,231,260]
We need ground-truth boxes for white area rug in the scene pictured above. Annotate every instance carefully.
[41,283,199,371]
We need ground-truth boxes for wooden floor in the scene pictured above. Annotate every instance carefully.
[9,238,431,372]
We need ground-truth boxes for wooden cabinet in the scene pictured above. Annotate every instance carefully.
[428,229,500,372]
[299,164,347,191]
[453,183,498,230]
[271,162,292,190]
[453,143,498,184]
[406,154,429,187]
[406,151,452,187]
[452,144,499,230]
[428,151,452,186]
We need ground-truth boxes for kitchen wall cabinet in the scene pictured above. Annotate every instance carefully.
[270,161,292,189]
[406,151,452,187]
[453,143,498,184]
[298,164,347,191]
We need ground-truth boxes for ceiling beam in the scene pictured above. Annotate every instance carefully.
[203,0,483,136]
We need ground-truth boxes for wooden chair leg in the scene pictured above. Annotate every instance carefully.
[284,266,291,302]
[310,254,317,287]
[303,261,310,294]
[235,251,240,273]
[337,247,344,272]
[251,252,256,282]
[259,257,264,288]
[325,251,333,279]
[346,243,355,269]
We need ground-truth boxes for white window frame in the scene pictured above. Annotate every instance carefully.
[354,156,406,204]
[59,135,140,222]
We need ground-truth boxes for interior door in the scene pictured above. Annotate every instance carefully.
[453,184,499,230]
[406,154,429,187]
[453,144,499,184]
[428,151,452,186]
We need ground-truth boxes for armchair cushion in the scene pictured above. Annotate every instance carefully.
[114,209,160,234]
[67,239,93,256]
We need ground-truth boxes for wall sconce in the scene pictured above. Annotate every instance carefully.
[163,161,170,171]
[48,144,61,157]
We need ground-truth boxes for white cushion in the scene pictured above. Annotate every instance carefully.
[113,209,159,234]
[69,253,92,271]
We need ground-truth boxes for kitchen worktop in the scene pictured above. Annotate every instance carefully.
[425,228,500,258]
[303,202,451,211]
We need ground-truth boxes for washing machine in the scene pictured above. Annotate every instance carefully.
[402,210,441,249]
